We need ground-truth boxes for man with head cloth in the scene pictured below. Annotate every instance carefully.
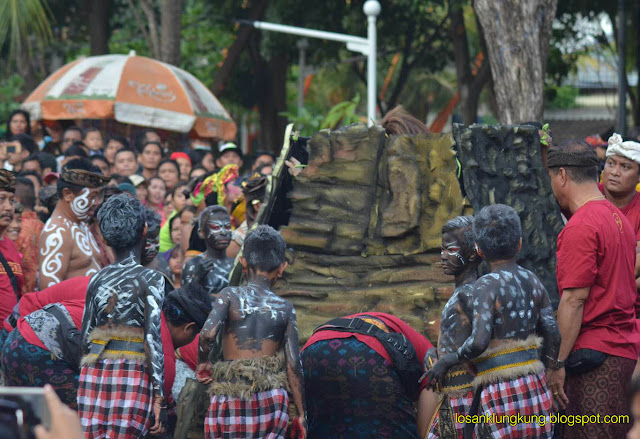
[601,133,640,297]
[38,158,109,289]
[546,140,640,439]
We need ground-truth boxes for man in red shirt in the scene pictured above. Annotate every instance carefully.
[547,140,640,439]
[0,169,24,327]
[600,133,640,298]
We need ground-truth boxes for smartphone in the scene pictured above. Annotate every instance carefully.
[6,145,16,154]
[0,387,50,439]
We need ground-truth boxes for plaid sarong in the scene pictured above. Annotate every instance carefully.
[77,358,153,439]
[475,371,553,438]
[205,387,289,439]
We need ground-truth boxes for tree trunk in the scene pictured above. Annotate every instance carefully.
[635,3,640,127]
[252,50,289,152]
[212,0,269,94]
[87,0,111,55]
[473,0,558,124]
[160,0,184,65]
[140,0,161,59]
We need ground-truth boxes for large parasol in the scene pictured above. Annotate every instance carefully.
[22,51,236,140]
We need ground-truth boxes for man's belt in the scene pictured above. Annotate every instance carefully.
[88,337,145,358]
[442,366,474,393]
[473,344,539,376]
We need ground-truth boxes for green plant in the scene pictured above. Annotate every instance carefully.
[0,74,25,133]
[544,85,579,109]
[281,94,364,135]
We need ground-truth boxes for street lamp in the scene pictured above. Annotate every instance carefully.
[236,1,381,126]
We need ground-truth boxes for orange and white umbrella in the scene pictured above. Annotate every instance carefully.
[22,51,236,140]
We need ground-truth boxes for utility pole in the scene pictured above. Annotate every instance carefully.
[297,39,309,117]
[617,0,627,135]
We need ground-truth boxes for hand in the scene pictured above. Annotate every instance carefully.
[420,352,457,391]
[195,258,216,280]
[423,347,438,370]
[34,385,84,439]
[546,367,568,411]
[196,362,213,385]
[0,143,7,163]
[149,397,167,436]
[285,157,303,177]
[289,416,307,439]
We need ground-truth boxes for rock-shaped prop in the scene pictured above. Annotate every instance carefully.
[453,123,564,305]
[275,124,467,342]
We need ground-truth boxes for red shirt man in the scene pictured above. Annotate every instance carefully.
[556,200,640,359]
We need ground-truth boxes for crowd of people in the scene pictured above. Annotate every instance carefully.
[1,104,640,439]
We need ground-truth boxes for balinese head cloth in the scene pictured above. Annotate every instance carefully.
[606,133,640,165]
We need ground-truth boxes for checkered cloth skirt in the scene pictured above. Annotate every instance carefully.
[428,392,475,439]
[205,387,289,439]
[77,358,153,439]
[474,371,553,438]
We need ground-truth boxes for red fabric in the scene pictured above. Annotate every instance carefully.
[598,182,640,240]
[18,300,85,351]
[160,313,175,397]
[170,152,192,165]
[302,312,433,391]
[0,236,24,326]
[178,334,198,371]
[15,212,44,293]
[206,388,289,438]
[556,200,640,360]
[78,359,153,438]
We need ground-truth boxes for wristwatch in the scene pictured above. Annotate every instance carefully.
[546,355,565,370]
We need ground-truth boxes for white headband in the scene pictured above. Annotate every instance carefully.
[606,133,640,165]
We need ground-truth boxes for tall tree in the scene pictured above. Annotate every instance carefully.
[448,0,491,125]
[474,0,558,124]
[160,0,183,65]
[87,0,111,55]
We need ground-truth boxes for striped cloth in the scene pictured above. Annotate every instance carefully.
[205,387,289,439]
[77,358,153,439]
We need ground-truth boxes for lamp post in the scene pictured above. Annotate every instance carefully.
[364,1,381,126]
[237,1,381,126]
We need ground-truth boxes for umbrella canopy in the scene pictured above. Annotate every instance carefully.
[22,51,236,140]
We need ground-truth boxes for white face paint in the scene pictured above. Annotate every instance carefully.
[71,188,92,220]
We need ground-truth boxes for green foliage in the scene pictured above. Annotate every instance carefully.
[0,0,53,68]
[544,85,579,109]
[280,94,363,135]
[0,74,24,131]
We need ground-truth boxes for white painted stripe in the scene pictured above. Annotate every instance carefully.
[114,102,195,132]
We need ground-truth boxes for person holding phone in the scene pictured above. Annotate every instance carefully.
[2,134,37,173]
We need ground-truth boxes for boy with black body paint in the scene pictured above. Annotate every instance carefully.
[197,225,306,439]
[423,216,481,438]
[182,206,234,300]
[78,194,168,439]
[424,205,560,438]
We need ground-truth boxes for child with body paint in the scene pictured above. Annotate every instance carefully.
[422,216,481,438]
[181,205,234,301]
[196,225,306,439]
[78,194,169,439]
[423,205,560,438]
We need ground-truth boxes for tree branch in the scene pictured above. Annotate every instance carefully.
[126,0,152,54]
[140,0,161,59]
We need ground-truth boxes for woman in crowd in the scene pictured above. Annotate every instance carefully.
[170,152,192,181]
[301,312,433,439]
[159,159,181,192]
[159,182,189,252]
[4,110,31,138]
[103,135,128,168]
[5,202,22,242]
[189,149,215,173]
[146,176,167,222]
